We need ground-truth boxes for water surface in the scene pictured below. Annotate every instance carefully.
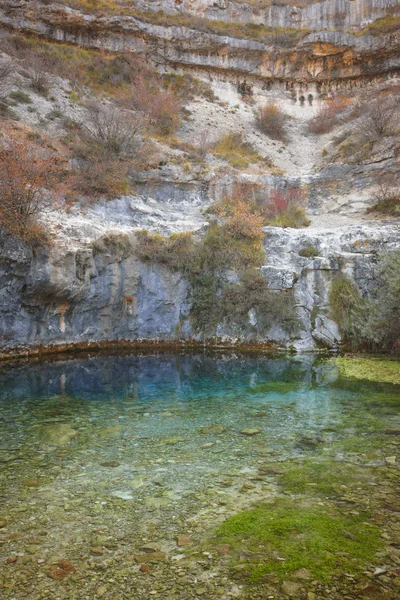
[0,352,399,599]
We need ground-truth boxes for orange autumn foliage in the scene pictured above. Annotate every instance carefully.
[0,139,63,245]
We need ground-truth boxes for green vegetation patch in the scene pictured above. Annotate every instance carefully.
[214,498,381,581]
[280,458,376,496]
[136,189,299,334]
[336,356,400,386]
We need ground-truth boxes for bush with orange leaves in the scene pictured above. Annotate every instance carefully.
[0,139,63,245]
[308,97,349,135]
[126,74,181,136]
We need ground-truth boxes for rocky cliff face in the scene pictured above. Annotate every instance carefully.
[1,0,399,84]
[0,0,399,355]
[1,221,399,355]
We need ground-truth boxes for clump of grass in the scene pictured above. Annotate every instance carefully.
[212,132,264,168]
[8,90,32,104]
[267,204,310,228]
[214,498,381,581]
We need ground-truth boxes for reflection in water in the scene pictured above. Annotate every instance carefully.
[0,352,399,599]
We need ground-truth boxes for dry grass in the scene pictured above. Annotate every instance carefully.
[212,132,264,168]
[357,13,400,36]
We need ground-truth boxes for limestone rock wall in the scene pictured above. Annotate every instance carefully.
[134,0,399,30]
[1,1,399,83]
[1,224,399,354]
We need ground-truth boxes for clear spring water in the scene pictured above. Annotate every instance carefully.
[0,352,399,599]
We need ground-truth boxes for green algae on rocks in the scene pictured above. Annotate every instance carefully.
[213,498,381,582]
[336,356,400,386]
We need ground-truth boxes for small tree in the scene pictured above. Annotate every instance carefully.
[0,139,62,244]
[361,94,399,139]
[82,101,144,157]
[265,187,310,228]
[26,54,51,95]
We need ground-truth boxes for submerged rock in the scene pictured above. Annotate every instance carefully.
[39,424,77,446]
[198,424,227,435]
[134,551,167,563]
[282,580,302,596]
[240,428,262,436]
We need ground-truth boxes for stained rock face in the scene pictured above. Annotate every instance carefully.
[0,0,398,84]
[0,222,399,353]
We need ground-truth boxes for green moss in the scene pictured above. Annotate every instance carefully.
[214,498,381,581]
[336,356,400,386]
[247,380,300,394]
[279,459,374,497]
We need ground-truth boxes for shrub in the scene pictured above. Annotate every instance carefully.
[367,181,400,216]
[81,101,144,157]
[265,188,310,228]
[161,73,216,103]
[135,230,194,271]
[308,97,349,135]
[26,54,51,95]
[220,269,298,333]
[0,139,62,244]
[329,253,400,353]
[298,245,319,258]
[255,102,287,141]
[363,94,399,139]
[71,153,130,198]
[127,74,181,136]
[329,276,361,334]
[358,252,400,353]
[212,132,263,168]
